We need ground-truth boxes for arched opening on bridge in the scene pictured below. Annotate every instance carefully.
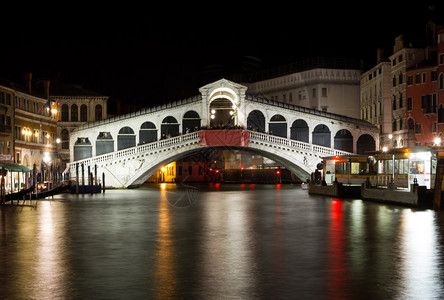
[118,126,136,150]
[312,124,331,148]
[290,119,309,143]
[161,116,179,138]
[73,137,92,161]
[356,134,376,154]
[269,114,287,138]
[96,132,114,156]
[209,98,236,128]
[334,129,353,152]
[247,110,265,132]
[139,121,157,144]
[182,111,201,133]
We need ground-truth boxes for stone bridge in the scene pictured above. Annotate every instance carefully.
[67,79,379,188]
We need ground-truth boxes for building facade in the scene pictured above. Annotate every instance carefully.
[360,49,392,149]
[405,28,444,147]
[0,79,14,164]
[389,34,434,148]
[13,73,59,179]
[50,81,108,170]
[243,57,363,119]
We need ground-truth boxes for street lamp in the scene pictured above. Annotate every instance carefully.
[434,137,441,146]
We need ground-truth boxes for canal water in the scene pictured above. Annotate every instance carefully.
[1,183,444,299]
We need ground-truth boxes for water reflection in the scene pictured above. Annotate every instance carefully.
[326,199,350,299]
[0,184,444,299]
[398,210,444,299]
[199,189,258,298]
[34,202,69,299]
[153,187,177,299]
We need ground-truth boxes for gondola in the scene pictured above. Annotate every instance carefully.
[3,184,35,202]
[31,182,71,200]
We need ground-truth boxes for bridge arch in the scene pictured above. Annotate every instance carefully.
[334,129,353,153]
[269,114,287,138]
[290,119,309,143]
[139,121,157,145]
[312,124,331,147]
[161,116,179,138]
[118,126,136,150]
[125,145,313,188]
[356,134,376,154]
[247,110,265,132]
[182,110,201,132]
[96,132,114,156]
[73,137,92,161]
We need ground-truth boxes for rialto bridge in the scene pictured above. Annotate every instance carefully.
[67,79,379,188]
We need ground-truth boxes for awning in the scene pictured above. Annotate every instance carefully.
[0,164,32,172]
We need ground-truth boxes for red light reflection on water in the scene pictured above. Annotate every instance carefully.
[326,198,350,299]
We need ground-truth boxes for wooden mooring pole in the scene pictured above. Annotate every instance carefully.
[433,159,444,209]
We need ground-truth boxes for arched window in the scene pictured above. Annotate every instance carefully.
[117,126,136,150]
[73,137,92,161]
[96,132,114,155]
[139,121,157,144]
[80,104,87,122]
[71,104,78,122]
[61,104,69,121]
[269,114,287,138]
[290,119,309,142]
[182,111,200,133]
[312,124,331,148]
[334,129,353,152]
[247,110,265,132]
[95,104,102,121]
[161,116,179,138]
[61,129,69,149]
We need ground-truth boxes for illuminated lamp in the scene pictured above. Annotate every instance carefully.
[275,169,280,175]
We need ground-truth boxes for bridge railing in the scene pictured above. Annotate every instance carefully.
[68,132,200,172]
[68,130,350,173]
[249,131,350,156]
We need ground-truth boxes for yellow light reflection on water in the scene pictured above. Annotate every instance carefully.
[33,201,67,299]
[198,192,257,297]
[153,187,177,298]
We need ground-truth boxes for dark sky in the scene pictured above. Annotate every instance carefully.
[1,2,442,110]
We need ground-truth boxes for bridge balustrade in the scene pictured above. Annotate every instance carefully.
[69,130,350,175]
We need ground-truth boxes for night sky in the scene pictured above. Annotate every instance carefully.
[1,2,442,112]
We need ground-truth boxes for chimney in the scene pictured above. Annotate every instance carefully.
[42,80,50,99]
[376,47,384,64]
[24,73,32,94]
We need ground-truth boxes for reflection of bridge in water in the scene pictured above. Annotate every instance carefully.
[67,79,379,188]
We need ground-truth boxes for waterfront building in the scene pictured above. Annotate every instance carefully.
[13,73,59,180]
[389,34,434,148]
[50,79,108,170]
[0,78,15,164]
[405,27,444,147]
[360,48,392,149]
[243,57,362,119]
